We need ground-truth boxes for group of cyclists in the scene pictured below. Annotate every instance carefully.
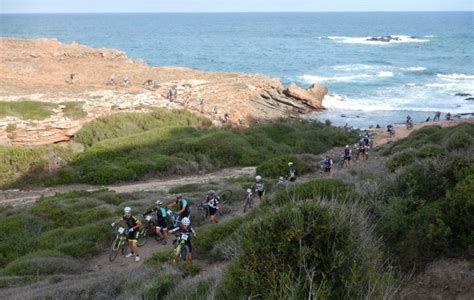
[111,190,220,262]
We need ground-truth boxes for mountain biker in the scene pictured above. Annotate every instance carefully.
[205,190,220,224]
[252,175,266,201]
[406,115,413,129]
[288,162,297,182]
[173,193,191,220]
[387,124,394,137]
[143,200,169,244]
[322,155,333,175]
[343,145,352,168]
[111,207,141,262]
[169,217,196,262]
[446,112,452,121]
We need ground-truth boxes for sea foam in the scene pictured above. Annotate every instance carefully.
[323,35,429,45]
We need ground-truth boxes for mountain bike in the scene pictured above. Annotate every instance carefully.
[136,215,153,247]
[109,225,129,262]
[198,190,232,221]
[243,188,256,213]
[172,232,193,262]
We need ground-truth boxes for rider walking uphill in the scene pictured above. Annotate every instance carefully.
[205,190,221,224]
[111,207,141,262]
[143,200,169,244]
[253,175,266,201]
[173,193,191,220]
[288,162,297,182]
[169,217,196,262]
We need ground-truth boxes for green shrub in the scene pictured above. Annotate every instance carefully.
[146,250,173,265]
[61,101,87,119]
[0,145,74,188]
[386,150,416,172]
[446,132,471,151]
[75,109,212,146]
[0,100,57,120]
[1,252,83,276]
[194,217,244,259]
[256,155,310,178]
[217,200,396,299]
[273,179,353,206]
[416,144,445,158]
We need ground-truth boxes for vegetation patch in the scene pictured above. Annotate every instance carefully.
[0,100,57,120]
[61,101,87,119]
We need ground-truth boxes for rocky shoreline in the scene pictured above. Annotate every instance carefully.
[0,38,327,146]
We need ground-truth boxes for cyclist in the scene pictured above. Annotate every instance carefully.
[111,207,141,262]
[406,115,413,129]
[252,175,266,201]
[169,217,196,262]
[205,190,221,224]
[288,162,297,182]
[171,193,191,221]
[143,200,169,244]
[387,124,395,137]
[322,155,333,176]
[343,145,352,168]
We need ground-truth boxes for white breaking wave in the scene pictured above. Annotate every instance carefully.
[331,64,374,71]
[322,94,470,113]
[301,71,393,83]
[437,73,474,80]
[323,35,429,45]
[402,66,427,72]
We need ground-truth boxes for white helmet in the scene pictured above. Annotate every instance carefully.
[124,207,131,214]
[256,175,262,182]
[181,217,191,226]
[345,145,349,148]
[155,200,162,206]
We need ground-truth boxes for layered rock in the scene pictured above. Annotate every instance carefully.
[0,38,327,145]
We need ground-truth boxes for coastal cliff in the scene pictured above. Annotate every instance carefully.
[0,38,326,145]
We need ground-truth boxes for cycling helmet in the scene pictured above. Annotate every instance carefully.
[345,145,349,148]
[155,200,162,206]
[124,207,131,214]
[256,175,262,182]
[288,162,293,166]
[175,193,183,199]
[181,217,191,226]
[207,190,216,196]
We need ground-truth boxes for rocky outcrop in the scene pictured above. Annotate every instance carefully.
[0,38,327,146]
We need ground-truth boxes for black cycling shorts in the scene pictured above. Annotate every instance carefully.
[127,230,139,241]
[344,156,351,161]
[289,177,296,182]
[209,206,218,216]
[257,190,264,198]
[324,167,331,173]
[156,219,168,229]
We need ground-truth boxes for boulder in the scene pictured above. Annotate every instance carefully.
[464,97,474,101]
[283,83,326,110]
[455,93,472,97]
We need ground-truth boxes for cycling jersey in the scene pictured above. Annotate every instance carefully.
[255,182,265,192]
[207,196,220,209]
[176,199,191,217]
[122,215,139,229]
[169,226,196,252]
[344,148,351,157]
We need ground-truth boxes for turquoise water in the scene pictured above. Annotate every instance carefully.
[1,12,473,127]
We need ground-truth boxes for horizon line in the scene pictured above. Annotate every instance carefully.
[1,10,473,14]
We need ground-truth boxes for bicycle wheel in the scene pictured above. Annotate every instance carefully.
[137,228,148,247]
[243,195,251,213]
[199,206,208,221]
[109,237,121,262]
[181,245,189,261]
[218,190,232,203]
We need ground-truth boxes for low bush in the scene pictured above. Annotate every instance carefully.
[386,150,416,172]
[0,145,74,188]
[0,100,57,120]
[446,131,472,151]
[1,254,84,276]
[273,179,354,206]
[75,109,212,146]
[256,154,311,178]
[61,101,87,119]
[217,200,397,299]
[194,217,244,259]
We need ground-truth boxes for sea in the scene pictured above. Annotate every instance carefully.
[1,12,473,128]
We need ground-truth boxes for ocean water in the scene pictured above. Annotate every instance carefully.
[1,12,473,128]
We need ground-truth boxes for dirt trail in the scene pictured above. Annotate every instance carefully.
[370,117,474,147]
[0,167,255,207]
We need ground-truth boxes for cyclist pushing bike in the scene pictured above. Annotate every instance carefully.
[252,175,265,201]
[204,190,221,224]
[143,200,170,244]
[169,217,196,262]
[169,193,191,223]
[111,207,142,262]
